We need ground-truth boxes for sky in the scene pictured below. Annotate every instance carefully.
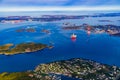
[0,0,120,6]
[0,0,120,11]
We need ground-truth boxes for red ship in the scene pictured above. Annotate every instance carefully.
[71,33,77,39]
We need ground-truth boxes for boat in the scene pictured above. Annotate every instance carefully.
[71,33,77,39]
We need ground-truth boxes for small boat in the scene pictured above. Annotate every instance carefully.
[71,33,77,39]
[48,45,54,49]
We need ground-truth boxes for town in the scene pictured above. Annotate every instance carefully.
[0,58,120,80]
[62,23,120,36]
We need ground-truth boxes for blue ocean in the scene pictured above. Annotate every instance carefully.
[0,17,120,73]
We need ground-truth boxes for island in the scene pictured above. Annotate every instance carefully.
[1,58,119,80]
[98,20,112,22]
[111,33,120,37]
[16,27,36,33]
[41,29,51,34]
[0,42,47,55]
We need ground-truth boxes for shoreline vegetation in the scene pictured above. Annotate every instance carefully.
[0,42,51,55]
[0,58,120,80]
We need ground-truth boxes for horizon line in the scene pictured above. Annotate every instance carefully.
[0,6,120,12]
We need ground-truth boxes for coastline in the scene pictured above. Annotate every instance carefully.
[0,58,119,80]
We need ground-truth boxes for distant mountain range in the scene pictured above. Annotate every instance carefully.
[92,12,120,17]
[0,12,120,22]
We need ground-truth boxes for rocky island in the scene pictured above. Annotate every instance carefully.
[0,42,47,55]
[0,58,120,80]
[110,33,120,37]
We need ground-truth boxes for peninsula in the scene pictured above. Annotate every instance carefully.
[0,58,120,80]
[34,58,120,80]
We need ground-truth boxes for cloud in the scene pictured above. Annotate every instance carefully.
[0,0,120,7]
[67,0,120,6]
[0,0,70,6]
[0,6,120,12]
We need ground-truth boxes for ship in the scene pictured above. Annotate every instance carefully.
[71,33,77,39]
